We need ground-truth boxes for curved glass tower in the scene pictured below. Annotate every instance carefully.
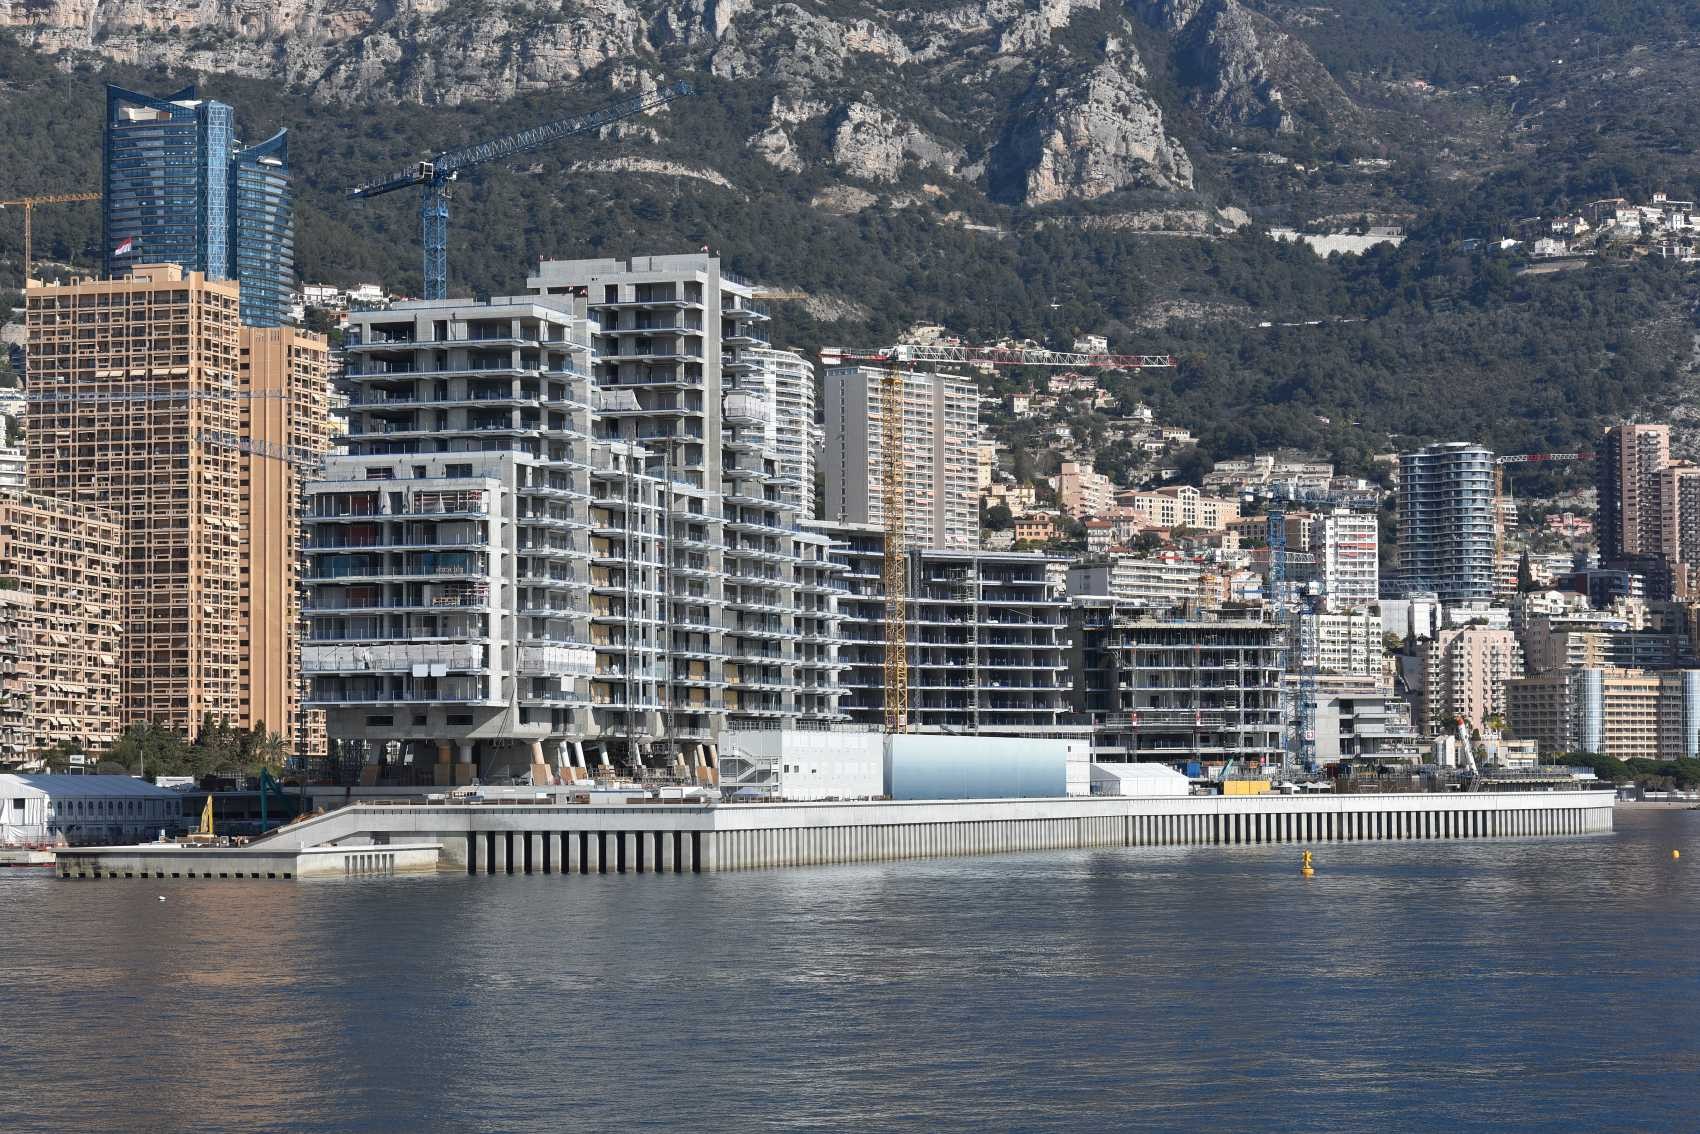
[232,131,294,328]
[103,84,293,327]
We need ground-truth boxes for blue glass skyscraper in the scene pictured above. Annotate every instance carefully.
[232,132,294,328]
[103,84,294,327]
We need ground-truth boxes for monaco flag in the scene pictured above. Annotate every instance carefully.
[113,236,135,257]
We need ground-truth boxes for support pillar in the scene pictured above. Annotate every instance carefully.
[525,832,541,874]
[681,830,698,873]
[470,832,485,875]
[492,831,510,874]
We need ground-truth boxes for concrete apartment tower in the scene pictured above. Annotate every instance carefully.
[304,295,600,784]
[307,268,844,785]
[743,346,819,518]
[815,521,1077,734]
[1310,508,1379,610]
[527,254,846,753]
[821,366,979,549]
[26,265,329,745]
[1598,423,1670,561]
[1396,442,1496,604]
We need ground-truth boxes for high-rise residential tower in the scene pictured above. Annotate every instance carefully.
[240,327,334,750]
[1396,442,1496,604]
[305,270,846,785]
[103,84,294,327]
[231,132,295,328]
[1598,423,1670,561]
[744,346,819,518]
[1310,508,1379,610]
[821,366,979,549]
[26,265,329,743]
[527,254,846,744]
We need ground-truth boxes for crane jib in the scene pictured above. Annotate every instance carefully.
[346,80,693,198]
[345,77,695,299]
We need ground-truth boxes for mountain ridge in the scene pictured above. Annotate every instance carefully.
[1,2,1699,469]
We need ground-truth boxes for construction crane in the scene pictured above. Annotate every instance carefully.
[820,342,1175,732]
[1492,450,1594,562]
[822,344,1174,371]
[348,80,694,300]
[1493,449,1593,497]
[0,192,100,283]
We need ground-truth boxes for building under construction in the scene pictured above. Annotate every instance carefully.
[1072,604,1284,767]
[24,265,330,747]
[305,280,848,786]
[814,521,1078,735]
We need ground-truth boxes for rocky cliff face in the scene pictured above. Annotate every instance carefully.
[0,0,1359,207]
[1134,0,1357,134]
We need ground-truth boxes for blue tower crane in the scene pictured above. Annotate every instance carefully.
[347,80,695,300]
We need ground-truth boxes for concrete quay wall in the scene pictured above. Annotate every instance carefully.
[389,791,1615,875]
[58,792,1615,880]
[695,791,1612,873]
[55,842,443,881]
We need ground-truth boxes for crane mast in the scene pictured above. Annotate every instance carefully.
[823,341,1175,734]
[881,361,909,732]
[0,192,101,284]
[348,80,694,299]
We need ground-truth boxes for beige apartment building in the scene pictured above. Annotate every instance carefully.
[1120,485,1239,532]
[1416,625,1524,735]
[1506,667,1697,760]
[240,328,334,750]
[1053,460,1115,518]
[823,366,979,549]
[25,266,329,747]
[0,494,123,762]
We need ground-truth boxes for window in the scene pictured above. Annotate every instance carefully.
[9,799,21,812]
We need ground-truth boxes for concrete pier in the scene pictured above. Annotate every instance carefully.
[54,842,443,880]
[58,791,1616,881]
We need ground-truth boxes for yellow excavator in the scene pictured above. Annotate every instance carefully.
[181,795,218,844]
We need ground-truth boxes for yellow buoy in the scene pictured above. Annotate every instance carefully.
[1301,850,1315,878]
[1674,849,1682,860]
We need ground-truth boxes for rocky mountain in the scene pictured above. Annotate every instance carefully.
[0,0,1371,207]
[3,2,1700,463]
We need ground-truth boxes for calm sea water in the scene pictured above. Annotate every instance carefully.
[2,807,1696,1133]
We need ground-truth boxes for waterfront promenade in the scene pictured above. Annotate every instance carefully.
[54,789,1616,880]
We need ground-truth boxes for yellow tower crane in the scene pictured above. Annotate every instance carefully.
[821,342,1175,733]
[0,192,101,284]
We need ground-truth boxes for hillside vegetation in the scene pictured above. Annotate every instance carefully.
[0,0,1697,464]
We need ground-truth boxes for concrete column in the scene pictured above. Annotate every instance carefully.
[524,832,541,874]
[700,831,718,872]
[458,742,475,766]
[680,830,697,873]
[612,831,628,873]
[468,833,483,875]
[490,831,508,874]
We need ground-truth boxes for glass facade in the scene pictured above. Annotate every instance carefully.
[103,84,291,326]
[232,131,295,328]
